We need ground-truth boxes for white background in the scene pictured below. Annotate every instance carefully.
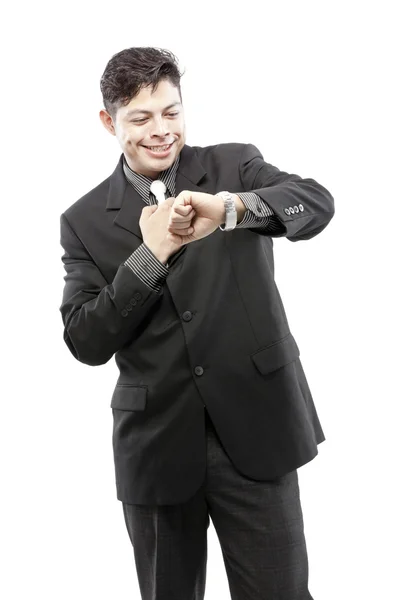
[2,1,399,598]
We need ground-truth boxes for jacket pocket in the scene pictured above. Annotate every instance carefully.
[250,332,300,375]
[110,385,147,411]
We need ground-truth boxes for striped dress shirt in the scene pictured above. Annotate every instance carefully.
[123,153,284,294]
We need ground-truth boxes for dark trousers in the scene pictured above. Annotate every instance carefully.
[122,409,314,600]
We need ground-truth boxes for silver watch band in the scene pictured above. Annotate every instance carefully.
[216,191,237,231]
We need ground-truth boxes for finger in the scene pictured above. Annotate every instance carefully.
[168,221,192,231]
[170,208,196,222]
[173,204,193,216]
[169,224,194,234]
[172,193,193,210]
[170,217,193,229]
[166,229,194,244]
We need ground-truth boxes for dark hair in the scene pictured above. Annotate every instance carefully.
[100,47,185,120]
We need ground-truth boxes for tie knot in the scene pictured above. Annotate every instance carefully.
[150,180,168,204]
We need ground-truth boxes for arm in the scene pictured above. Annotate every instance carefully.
[124,243,169,294]
[238,143,335,241]
[234,192,287,234]
[59,214,166,366]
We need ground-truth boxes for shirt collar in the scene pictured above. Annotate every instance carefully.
[122,153,180,203]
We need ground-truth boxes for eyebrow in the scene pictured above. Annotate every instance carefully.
[125,102,182,118]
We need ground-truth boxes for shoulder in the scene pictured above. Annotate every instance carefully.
[61,174,111,224]
[191,141,248,163]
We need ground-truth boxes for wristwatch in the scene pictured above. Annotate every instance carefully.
[216,191,237,232]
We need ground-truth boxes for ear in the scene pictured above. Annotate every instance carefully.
[99,109,116,136]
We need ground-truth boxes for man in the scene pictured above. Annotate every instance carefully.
[60,46,334,599]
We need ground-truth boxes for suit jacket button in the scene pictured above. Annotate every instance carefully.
[289,206,295,214]
[299,203,304,211]
[284,208,291,215]
[121,309,128,317]
[129,298,137,306]
[194,366,204,376]
[126,305,133,311]
[134,292,142,300]
[182,311,193,322]
[294,206,299,213]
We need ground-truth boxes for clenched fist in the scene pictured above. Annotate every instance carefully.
[167,190,226,244]
[139,196,196,264]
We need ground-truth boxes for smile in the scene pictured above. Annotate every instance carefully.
[142,142,174,156]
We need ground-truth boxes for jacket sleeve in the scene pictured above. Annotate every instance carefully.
[239,143,335,241]
[59,213,165,366]
[235,191,287,234]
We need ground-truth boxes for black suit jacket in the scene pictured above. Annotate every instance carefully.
[60,142,335,505]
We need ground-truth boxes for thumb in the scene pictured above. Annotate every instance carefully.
[143,204,158,217]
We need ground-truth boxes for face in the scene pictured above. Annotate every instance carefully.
[100,79,186,179]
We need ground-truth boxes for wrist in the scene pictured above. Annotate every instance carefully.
[217,193,246,225]
[218,197,226,226]
[143,242,169,265]
[233,194,246,221]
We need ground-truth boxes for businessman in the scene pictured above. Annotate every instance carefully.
[60,46,335,599]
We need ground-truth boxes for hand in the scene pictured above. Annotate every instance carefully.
[167,191,225,245]
[139,197,196,263]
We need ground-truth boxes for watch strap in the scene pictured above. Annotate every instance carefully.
[216,191,237,231]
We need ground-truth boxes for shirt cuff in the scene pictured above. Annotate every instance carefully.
[235,192,285,231]
[124,243,169,294]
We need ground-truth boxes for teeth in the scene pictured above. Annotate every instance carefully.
[146,144,171,152]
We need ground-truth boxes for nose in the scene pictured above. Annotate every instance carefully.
[151,116,170,138]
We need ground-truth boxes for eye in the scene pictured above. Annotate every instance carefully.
[132,112,179,124]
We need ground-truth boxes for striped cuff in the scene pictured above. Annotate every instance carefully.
[124,243,169,294]
[235,192,286,232]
